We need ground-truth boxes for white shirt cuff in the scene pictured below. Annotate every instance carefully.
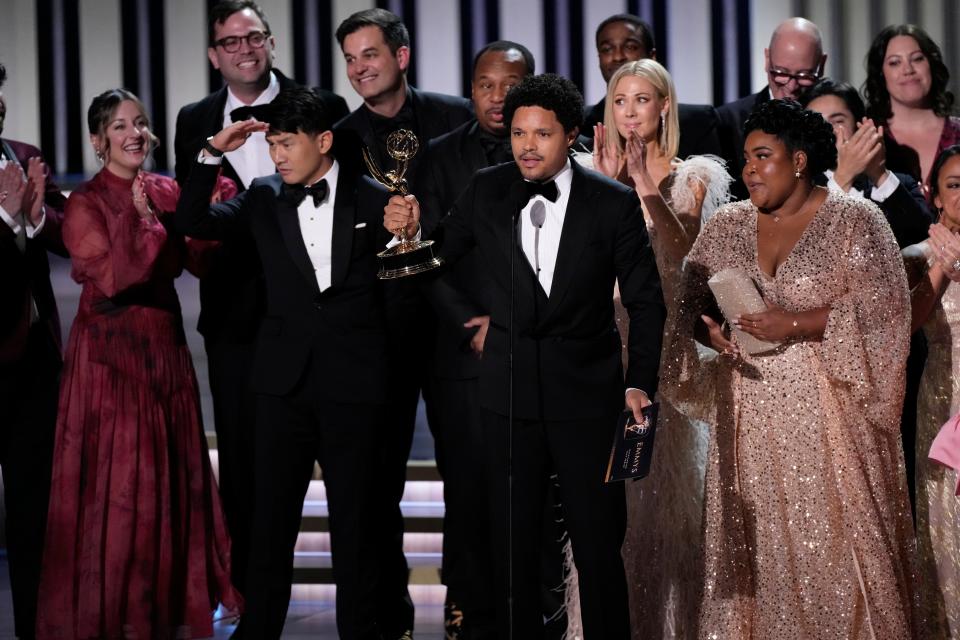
[25,206,45,237]
[0,203,21,234]
[197,150,224,165]
[870,171,900,203]
[826,175,848,195]
[385,224,422,249]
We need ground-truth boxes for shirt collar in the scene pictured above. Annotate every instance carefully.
[225,70,280,113]
[526,158,572,200]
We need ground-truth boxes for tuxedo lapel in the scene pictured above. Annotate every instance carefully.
[330,173,356,288]
[540,163,594,321]
[274,191,322,296]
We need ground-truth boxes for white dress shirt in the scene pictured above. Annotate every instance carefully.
[221,71,280,188]
[298,161,339,292]
[519,159,573,297]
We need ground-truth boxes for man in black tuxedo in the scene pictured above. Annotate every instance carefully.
[716,17,826,197]
[0,61,68,640]
[800,78,933,248]
[172,0,348,595]
[416,40,533,639]
[579,14,723,160]
[387,74,666,639]
[333,9,474,637]
[176,87,390,640]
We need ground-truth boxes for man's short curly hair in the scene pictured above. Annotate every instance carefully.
[503,73,584,134]
[743,99,837,177]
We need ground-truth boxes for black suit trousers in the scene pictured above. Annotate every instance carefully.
[204,337,257,595]
[233,370,382,640]
[481,410,630,640]
[0,324,60,639]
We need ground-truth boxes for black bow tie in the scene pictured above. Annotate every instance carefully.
[525,180,559,203]
[283,179,329,207]
[230,104,274,123]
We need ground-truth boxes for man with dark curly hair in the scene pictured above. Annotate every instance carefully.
[385,73,665,639]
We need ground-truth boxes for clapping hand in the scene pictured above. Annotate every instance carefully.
[132,172,155,221]
[592,123,621,178]
[929,223,960,282]
[833,119,883,191]
[22,157,46,226]
[0,161,27,216]
[625,130,659,197]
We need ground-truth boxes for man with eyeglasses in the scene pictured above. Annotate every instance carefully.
[172,0,349,600]
[716,17,826,196]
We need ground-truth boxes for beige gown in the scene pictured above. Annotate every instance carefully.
[662,192,919,639]
[906,242,960,639]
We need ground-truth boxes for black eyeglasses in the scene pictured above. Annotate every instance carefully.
[212,30,270,53]
[769,67,821,87]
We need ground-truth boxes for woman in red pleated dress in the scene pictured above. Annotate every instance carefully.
[36,88,241,639]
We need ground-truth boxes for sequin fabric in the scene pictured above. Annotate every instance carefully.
[615,169,715,639]
[661,191,919,639]
[906,242,960,639]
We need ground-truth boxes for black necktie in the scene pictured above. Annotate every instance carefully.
[284,179,328,207]
[526,180,559,203]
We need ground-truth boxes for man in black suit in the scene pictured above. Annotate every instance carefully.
[387,74,666,639]
[800,78,933,248]
[0,61,68,640]
[333,10,474,637]
[176,87,390,640]
[716,17,826,196]
[172,0,348,595]
[416,40,533,640]
[579,14,723,160]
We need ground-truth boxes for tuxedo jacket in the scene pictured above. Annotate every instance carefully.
[581,99,725,161]
[0,139,68,364]
[716,88,770,199]
[175,161,392,402]
[173,69,349,343]
[333,86,473,188]
[433,161,666,421]
[417,120,499,379]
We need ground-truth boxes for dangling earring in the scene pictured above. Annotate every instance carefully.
[660,113,665,133]
[794,169,802,179]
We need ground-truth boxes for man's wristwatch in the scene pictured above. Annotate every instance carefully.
[203,136,225,158]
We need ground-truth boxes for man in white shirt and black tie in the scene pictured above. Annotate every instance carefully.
[384,73,666,639]
[176,86,392,640]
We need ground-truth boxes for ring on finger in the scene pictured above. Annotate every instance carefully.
[953,258,960,272]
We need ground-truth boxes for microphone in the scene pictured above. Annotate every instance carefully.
[530,200,546,276]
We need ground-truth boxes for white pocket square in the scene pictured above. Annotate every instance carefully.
[354,222,367,228]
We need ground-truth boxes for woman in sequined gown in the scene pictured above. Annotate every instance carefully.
[593,59,731,639]
[36,89,240,639]
[903,146,960,639]
[663,100,918,638]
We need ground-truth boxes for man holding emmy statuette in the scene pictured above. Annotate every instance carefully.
[175,87,392,640]
[334,9,475,637]
[384,73,665,639]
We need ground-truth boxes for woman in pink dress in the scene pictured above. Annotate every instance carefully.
[36,88,240,639]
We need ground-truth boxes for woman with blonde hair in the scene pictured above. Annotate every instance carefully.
[589,58,731,639]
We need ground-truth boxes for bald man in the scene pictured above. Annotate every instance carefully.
[717,17,826,195]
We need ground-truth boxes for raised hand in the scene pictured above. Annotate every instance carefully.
[132,172,156,221]
[862,121,889,186]
[592,123,621,178]
[0,162,27,215]
[832,121,882,191]
[625,130,658,197]
[24,157,46,225]
[209,119,271,154]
